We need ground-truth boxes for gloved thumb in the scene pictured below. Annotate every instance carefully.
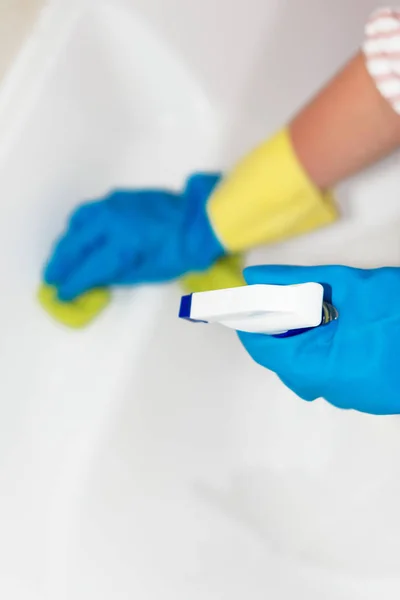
[184,173,222,203]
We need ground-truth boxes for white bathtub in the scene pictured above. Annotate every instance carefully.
[1,0,400,598]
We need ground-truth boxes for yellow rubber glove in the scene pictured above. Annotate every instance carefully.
[207,127,337,252]
[181,127,337,295]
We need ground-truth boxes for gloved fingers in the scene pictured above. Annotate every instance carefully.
[57,243,122,301]
[44,215,105,286]
[238,321,335,381]
[115,247,183,286]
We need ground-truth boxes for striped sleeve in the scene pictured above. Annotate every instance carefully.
[364,7,400,114]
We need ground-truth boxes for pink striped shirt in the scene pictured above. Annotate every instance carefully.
[364,7,400,113]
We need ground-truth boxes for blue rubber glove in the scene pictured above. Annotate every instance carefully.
[238,265,400,415]
[44,174,224,301]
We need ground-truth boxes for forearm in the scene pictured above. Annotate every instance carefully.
[290,52,400,190]
[207,8,400,253]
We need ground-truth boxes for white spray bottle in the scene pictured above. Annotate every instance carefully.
[178,283,338,337]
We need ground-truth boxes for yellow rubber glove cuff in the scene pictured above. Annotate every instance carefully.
[207,127,337,252]
[38,284,110,328]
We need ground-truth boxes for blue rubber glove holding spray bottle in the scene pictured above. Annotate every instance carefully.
[239,265,400,415]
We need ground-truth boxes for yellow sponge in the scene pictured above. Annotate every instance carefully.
[38,283,110,328]
[180,254,244,294]
[38,257,243,327]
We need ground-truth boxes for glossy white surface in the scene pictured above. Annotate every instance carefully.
[0,0,400,598]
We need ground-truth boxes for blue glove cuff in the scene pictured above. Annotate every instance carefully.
[182,173,226,272]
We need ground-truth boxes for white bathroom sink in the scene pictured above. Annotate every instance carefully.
[0,0,399,598]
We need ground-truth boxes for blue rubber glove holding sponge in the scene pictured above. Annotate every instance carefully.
[43,173,224,297]
[239,265,400,415]
[40,173,227,327]
[40,129,337,327]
